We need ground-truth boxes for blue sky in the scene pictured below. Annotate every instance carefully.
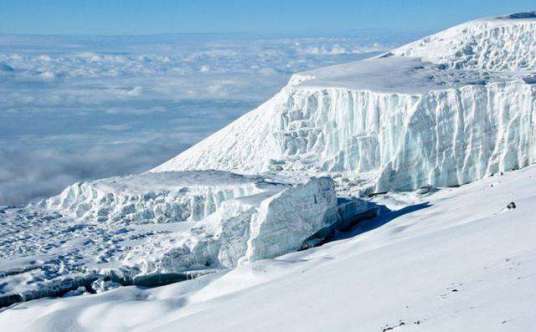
[0,0,534,35]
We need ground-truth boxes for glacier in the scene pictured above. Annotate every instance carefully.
[1,171,371,299]
[121,174,340,274]
[153,14,536,194]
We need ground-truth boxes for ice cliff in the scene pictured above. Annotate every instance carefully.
[121,174,339,274]
[153,13,536,193]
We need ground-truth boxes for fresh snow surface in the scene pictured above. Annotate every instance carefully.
[153,13,536,195]
[2,162,536,331]
[0,171,345,296]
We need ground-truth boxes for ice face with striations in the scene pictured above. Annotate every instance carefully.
[153,13,536,193]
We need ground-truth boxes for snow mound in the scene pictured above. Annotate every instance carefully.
[153,15,536,194]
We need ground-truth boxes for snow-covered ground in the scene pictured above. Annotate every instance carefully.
[2,160,535,331]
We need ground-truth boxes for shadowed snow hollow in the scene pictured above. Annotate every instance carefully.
[153,13,536,194]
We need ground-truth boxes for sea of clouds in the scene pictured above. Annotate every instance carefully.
[0,31,422,206]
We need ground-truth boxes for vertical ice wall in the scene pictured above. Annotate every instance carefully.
[376,82,536,191]
[277,82,536,191]
[154,81,536,192]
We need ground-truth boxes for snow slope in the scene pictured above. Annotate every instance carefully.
[153,13,536,194]
[3,158,536,332]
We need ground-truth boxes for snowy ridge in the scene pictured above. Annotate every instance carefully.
[153,13,536,193]
[393,14,536,71]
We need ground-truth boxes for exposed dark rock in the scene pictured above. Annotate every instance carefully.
[133,273,190,288]
[0,294,23,308]
[507,12,536,19]
[301,200,379,250]
[416,185,436,195]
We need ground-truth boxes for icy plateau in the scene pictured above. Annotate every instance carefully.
[1,12,536,310]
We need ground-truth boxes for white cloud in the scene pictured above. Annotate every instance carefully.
[100,124,131,131]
